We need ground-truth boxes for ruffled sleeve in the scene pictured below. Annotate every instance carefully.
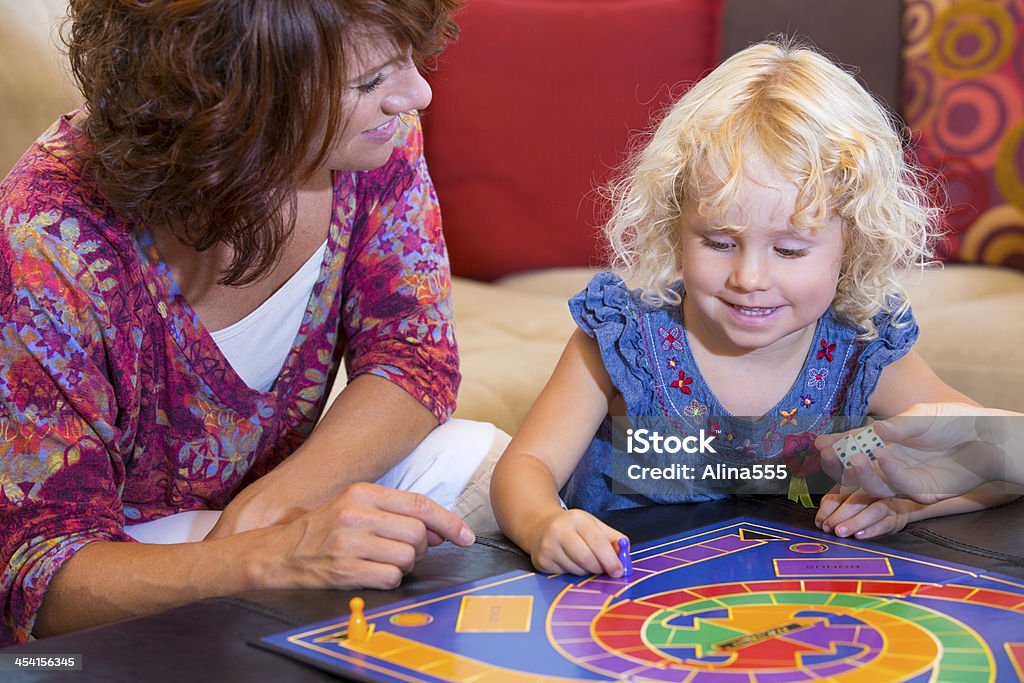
[843,302,920,416]
[567,271,652,409]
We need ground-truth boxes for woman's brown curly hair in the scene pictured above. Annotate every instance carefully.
[65,0,462,285]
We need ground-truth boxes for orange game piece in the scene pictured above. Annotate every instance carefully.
[348,596,371,642]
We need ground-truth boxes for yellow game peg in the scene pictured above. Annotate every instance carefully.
[347,596,373,642]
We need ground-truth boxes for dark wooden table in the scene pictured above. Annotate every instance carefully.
[5,495,1024,682]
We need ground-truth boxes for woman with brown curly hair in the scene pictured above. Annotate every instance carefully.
[0,0,506,644]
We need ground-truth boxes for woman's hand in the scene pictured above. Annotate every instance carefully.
[816,403,1019,504]
[254,482,475,590]
[205,479,304,539]
[814,487,915,539]
[526,508,625,577]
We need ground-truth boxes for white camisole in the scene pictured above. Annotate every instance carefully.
[209,240,327,391]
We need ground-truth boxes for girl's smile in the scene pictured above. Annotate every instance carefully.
[724,302,783,322]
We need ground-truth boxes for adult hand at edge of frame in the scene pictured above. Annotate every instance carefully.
[821,403,1014,504]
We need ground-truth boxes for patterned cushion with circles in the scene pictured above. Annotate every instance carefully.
[902,0,1024,270]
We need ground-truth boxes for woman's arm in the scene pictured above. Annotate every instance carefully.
[32,373,473,638]
[207,374,439,536]
[817,402,1024,502]
[35,482,474,637]
[210,119,461,537]
[491,329,624,575]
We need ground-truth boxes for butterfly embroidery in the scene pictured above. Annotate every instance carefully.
[779,408,798,427]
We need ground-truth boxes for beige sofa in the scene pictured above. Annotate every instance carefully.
[452,265,1024,435]
[4,3,1023,439]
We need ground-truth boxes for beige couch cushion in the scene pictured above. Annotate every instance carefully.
[0,0,81,176]
[904,265,1024,413]
[451,265,1024,433]
[452,276,579,434]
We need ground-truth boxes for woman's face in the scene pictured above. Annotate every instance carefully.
[325,34,432,171]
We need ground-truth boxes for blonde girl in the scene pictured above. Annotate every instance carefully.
[490,41,1017,577]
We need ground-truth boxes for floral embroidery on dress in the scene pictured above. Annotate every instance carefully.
[670,370,693,394]
[666,357,680,371]
[658,326,684,352]
[807,367,829,389]
[779,407,798,426]
[800,394,815,407]
[683,399,707,420]
[817,338,836,362]
[762,424,783,450]
[737,439,758,454]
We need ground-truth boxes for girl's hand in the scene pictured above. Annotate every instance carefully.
[527,509,626,576]
[814,487,916,540]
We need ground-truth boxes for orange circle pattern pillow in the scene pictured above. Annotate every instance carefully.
[903,0,1024,269]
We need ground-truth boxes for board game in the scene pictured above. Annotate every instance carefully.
[258,517,1024,682]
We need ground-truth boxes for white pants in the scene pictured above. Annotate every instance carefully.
[125,419,509,544]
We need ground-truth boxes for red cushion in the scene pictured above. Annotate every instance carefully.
[423,0,722,280]
[902,0,1024,269]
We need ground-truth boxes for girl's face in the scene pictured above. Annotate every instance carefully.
[679,163,845,357]
[325,34,432,171]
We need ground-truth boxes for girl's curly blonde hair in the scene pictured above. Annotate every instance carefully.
[604,40,942,339]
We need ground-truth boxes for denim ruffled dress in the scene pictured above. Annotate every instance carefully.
[561,271,918,513]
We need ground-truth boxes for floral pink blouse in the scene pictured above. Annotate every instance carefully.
[0,113,459,644]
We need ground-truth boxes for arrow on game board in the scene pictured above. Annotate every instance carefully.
[713,636,829,668]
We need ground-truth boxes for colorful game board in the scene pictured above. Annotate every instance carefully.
[258,517,1024,682]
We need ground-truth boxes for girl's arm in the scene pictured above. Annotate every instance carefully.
[490,329,624,575]
[867,350,979,415]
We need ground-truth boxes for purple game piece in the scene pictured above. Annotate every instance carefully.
[617,537,633,577]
